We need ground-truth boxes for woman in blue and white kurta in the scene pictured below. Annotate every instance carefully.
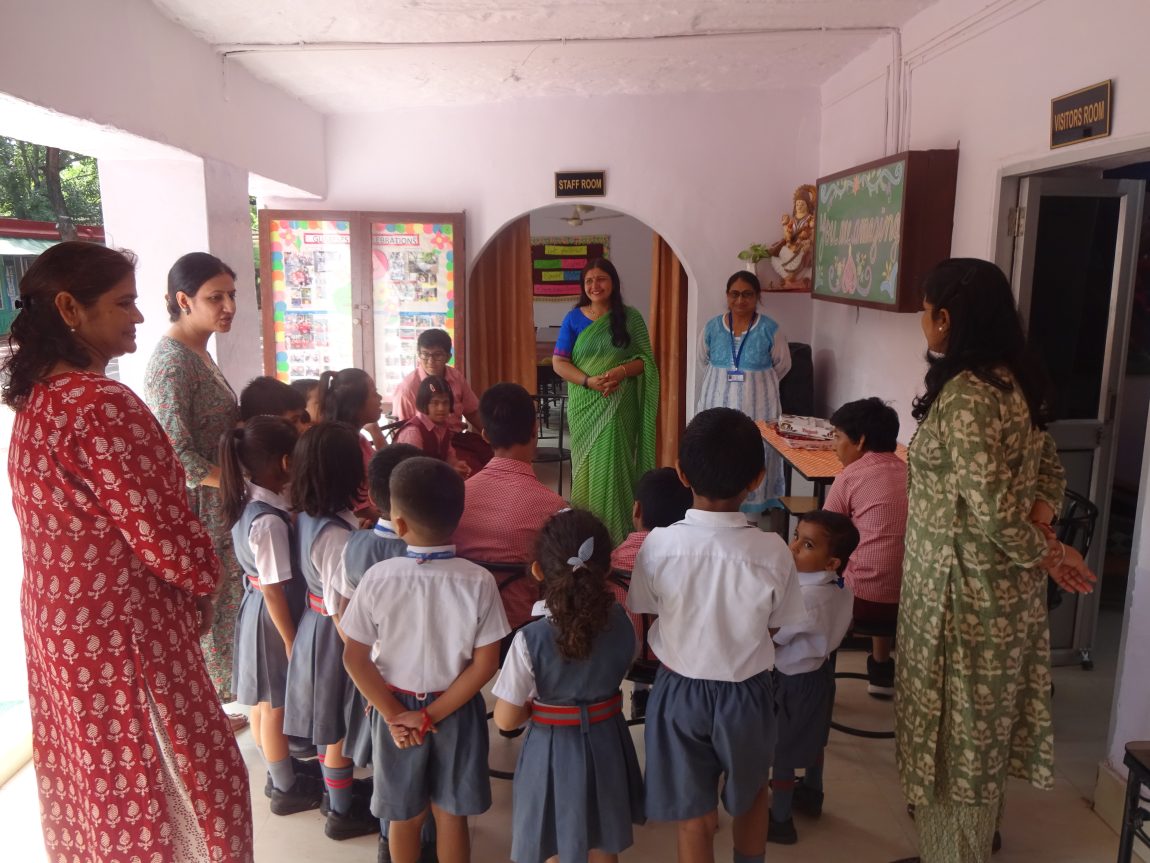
[697,271,791,513]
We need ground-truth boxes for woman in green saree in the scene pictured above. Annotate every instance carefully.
[551,259,660,542]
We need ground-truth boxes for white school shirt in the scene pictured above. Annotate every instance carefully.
[626,509,807,682]
[339,545,511,694]
[246,483,293,586]
[772,570,855,676]
[310,509,358,615]
[491,599,550,706]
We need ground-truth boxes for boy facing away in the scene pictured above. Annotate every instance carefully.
[627,407,807,863]
[342,457,510,863]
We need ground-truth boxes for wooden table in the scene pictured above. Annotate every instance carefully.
[757,420,908,504]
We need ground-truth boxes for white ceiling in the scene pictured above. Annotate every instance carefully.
[150,0,939,112]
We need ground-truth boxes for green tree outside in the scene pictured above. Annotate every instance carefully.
[0,137,102,238]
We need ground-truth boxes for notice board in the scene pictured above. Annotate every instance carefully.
[813,149,958,312]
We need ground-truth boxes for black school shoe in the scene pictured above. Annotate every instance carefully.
[326,794,381,840]
[767,815,798,845]
[264,757,324,798]
[867,655,896,698]
[268,773,325,816]
[321,776,374,817]
[792,778,824,817]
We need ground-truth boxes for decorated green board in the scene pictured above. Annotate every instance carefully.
[813,150,958,313]
[815,158,906,306]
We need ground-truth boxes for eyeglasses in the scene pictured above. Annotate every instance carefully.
[418,351,449,362]
[727,290,757,300]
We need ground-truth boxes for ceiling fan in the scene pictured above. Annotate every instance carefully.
[547,204,625,227]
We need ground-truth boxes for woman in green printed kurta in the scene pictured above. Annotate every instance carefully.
[144,253,242,709]
[551,258,659,542]
[894,260,1095,863]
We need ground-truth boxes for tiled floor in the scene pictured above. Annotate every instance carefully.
[0,641,1123,862]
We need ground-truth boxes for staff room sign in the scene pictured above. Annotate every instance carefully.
[1051,81,1112,149]
[555,171,607,198]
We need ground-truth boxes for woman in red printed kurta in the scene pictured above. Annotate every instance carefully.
[4,243,253,863]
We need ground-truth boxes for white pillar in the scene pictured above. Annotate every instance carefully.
[98,157,209,396]
[98,157,262,397]
[203,157,262,389]
[1107,406,1150,771]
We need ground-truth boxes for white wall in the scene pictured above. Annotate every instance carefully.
[817,0,1150,435]
[99,159,211,394]
[0,0,325,196]
[528,206,653,329]
[817,0,1150,778]
[266,88,822,400]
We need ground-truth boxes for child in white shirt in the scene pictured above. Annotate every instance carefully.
[768,510,859,845]
[627,407,807,863]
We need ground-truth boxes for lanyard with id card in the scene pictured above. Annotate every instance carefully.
[726,312,756,384]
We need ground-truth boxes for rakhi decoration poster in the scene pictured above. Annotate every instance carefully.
[371,222,456,398]
[531,235,610,299]
[268,219,354,381]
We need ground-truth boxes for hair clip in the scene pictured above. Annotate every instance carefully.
[566,536,595,573]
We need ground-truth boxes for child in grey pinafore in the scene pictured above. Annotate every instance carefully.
[493,509,645,863]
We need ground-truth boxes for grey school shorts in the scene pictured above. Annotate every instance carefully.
[370,690,492,822]
[644,666,776,821]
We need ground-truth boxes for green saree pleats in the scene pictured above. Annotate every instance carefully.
[568,307,660,542]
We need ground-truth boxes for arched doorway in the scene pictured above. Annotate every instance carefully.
[468,202,690,467]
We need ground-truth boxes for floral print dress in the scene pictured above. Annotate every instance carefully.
[145,335,241,701]
[10,373,253,862]
[895,370,1065,808]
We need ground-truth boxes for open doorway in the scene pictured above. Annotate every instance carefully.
[1001,150,1149,801]
[469,203,690,471]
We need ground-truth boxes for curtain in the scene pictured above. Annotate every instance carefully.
[467,215,535,395]
[650,233,688,467]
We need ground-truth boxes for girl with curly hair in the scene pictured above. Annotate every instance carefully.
[492,508,645,863]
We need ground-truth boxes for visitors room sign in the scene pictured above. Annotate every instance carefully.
[555,171,607,198]
[1051,80,1112,149]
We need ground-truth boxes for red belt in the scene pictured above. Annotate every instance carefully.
[531,692,623,731]
[307,591,328,616]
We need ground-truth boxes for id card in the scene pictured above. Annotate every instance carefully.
[727,370,746,383]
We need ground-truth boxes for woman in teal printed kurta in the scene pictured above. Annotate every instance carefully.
[894,260,1095,863]
[145,253,242,707]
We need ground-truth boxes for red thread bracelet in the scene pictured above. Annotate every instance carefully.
[418,708,433,736]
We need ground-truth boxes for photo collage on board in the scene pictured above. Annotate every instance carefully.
[278,229,354,380]
[373,228,454,398]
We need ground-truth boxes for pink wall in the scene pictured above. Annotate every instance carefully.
[267,89,821,400]
[817,0,1150,780]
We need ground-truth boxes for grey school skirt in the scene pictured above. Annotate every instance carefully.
[232,585,290,708]
[282,607,349,745]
